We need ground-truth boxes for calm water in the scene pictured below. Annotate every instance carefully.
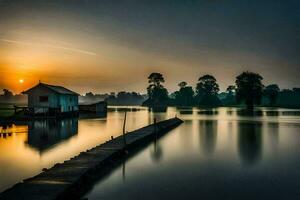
[1,107,300,199]
[0,106,162,192]
[85,107,300,200]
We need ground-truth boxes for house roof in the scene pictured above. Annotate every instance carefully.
[23,83,79,96]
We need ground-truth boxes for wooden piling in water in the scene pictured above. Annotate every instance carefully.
[0,117,183,200]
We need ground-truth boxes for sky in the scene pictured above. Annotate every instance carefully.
[0,0,299,95]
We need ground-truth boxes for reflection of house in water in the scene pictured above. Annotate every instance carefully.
[26,119,78,153]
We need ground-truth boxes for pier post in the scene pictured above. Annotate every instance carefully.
[122,110,127,147]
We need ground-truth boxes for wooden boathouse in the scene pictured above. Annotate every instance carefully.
[22,82,79,115]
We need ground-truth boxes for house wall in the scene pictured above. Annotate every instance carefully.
[58,95,78,112]
[95,102,107,113]
[27,87,59,114]
[27,86,78,114]
[78,102,107,113]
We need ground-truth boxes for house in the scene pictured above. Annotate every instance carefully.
[23,82,79,115]
[78,101,107,113]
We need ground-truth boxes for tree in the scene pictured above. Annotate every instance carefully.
[148,72,165,87]
[222,85,236,106]
[226,85,236,96]
[105,91,145,105]
[196,74,221,107]
[235,71,264,110]
[84,92,94,98]
[175,81,194,106]
[264,84,280,106]
[3,89,13,97]
[143,73,169,106]
[196,75,220,96]
[178,81,187,89]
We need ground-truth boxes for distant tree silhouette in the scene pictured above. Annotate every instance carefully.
[143,73,169,107]
[196,74,221,107]
[276,88,300,108]
[264,84,280,106]
[196,75,220,96]
[174,81,194,106]
[178,81,187,88]
[105,91,145,105]
[236,71,264,110]
[148,72,165,87]
[3,89,13,97]
[221,85,236,106]
[226,85,236,96]
[0,89,26,104]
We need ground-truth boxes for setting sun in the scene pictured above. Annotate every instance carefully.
[19,79,24,84]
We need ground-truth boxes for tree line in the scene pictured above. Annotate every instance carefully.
[0,89,26,104]
[79,91,146,105]
[143,72,300,110]
[1,72,299,108]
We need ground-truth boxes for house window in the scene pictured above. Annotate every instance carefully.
[39,96,48,102]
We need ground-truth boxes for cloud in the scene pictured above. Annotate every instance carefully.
[0,38,97,56]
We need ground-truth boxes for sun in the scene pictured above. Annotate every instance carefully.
[19,79,24,84]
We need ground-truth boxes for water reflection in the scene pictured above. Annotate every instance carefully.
[179,110,193,115]
[0,131,12,138]
[2,107,300,199]
[282,111,300,116]
[267,122,279,152]
[73,107,300,200]
[26,119,78,153]
[238,122,262,165]
[265,111,280,116]
[150,139,163,162]
[236,109,263,116]
[199,120,218,155]
[122,159,126,182]
[198,110,218,115]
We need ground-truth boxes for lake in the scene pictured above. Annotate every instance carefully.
[1,107,300,199]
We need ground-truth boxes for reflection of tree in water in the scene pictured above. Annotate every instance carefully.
[150,139,163,162]
[268,122,279,151]
[199,120,218,156]
[265,110,280,116]
[237,109,263,117]
[148,113,166,125]
[197,109,218,115]
[122,159,126,182]
[238,122,262,165]
[179,120,193,147]
[179,110,193,115]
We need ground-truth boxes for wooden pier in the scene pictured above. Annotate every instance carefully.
[0,117,183,200]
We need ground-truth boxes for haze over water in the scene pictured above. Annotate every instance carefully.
[1,107,300,199]
[85,107,300,199]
